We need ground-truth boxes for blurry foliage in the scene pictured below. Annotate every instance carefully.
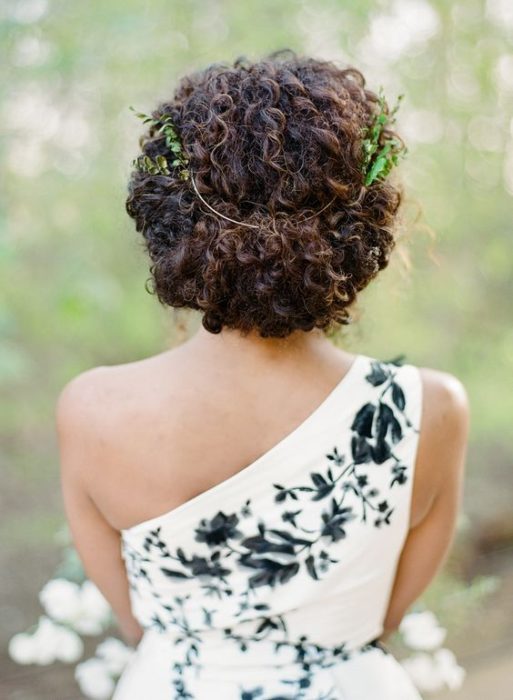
[1,0,512,547]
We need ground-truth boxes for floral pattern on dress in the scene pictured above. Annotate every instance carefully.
[120,356,417,698]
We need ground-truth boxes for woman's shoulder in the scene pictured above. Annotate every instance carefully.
[56,364,129,429]
[55,365,111,438]
[415,363,469,419]
[417,363,470,450]
[58,348,177,399]
[403,361,470,526]
[55,350,178,446]
[391,358,470,455]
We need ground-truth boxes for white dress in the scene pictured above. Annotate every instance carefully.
[114,352,424,699]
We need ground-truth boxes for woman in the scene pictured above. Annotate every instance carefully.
[56,49,469,699]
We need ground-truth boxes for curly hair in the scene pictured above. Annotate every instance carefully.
[125,48,406,338]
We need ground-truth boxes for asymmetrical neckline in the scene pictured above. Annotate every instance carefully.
[117,351,425,700]
[121,353,367,535]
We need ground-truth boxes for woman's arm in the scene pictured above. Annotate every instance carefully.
[381,370,470,638]
[56,370,144,647]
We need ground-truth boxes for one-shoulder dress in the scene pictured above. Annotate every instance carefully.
[114,353,424,699]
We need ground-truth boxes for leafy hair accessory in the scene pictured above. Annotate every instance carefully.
[129,105,336,229]
[361,87,407,187]
[129,106,190,181]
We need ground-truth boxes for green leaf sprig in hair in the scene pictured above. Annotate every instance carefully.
[361,87,407,187]
[129,106,190,181]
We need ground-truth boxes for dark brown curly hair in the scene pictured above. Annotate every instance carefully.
[125,48,406,338]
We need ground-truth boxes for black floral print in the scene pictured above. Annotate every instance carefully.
[120,356,420,699]
[195,512,243,546]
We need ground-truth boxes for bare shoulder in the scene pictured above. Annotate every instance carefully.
[56,365,110,418]
[409,364,470,525]
[55,365,121,479]
[56,364,120,438]
[418,363,469,401]
[55,351,175,470]
[417,365,470,430]
[57,350,174,420]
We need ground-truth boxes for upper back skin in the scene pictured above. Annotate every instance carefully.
[56,338,469,536]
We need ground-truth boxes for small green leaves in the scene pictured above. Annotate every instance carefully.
[131,154,171,176]
[361,87,407,187]
[129,105,190,180]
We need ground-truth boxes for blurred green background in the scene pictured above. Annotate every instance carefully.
[1,0,512,697]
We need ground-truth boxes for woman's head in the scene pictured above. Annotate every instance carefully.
[125,48,406,338]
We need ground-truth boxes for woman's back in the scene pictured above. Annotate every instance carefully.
[59,331,466,699]
[68,331,434,535]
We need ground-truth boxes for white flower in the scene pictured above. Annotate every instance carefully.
[434,648,466,690]
[73,616,106,636]
[73,633,132,699]
[53,625,84,663]
[401,648,466,694]
[32,616,84,665]
[399,610,447,651]
[31,616,68,665]
[8,632,37,664]
[75,657,115,700]
[38,578,111,635]
[8,616,84,666]
[39,579,82,623]
[401,652,445,693]
[95,637,135,675]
